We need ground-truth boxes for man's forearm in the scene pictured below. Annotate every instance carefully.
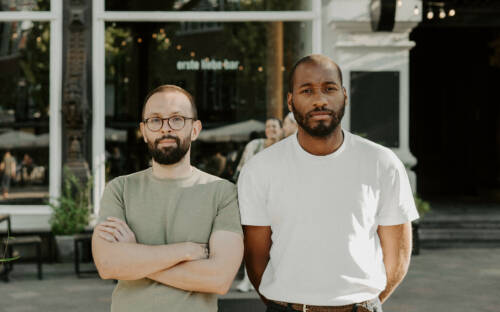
[377,222,413,303]
[148,258,233,295]
[92,234,190,280]
[148,231,243,295]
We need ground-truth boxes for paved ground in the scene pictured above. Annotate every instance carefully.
[1,248,499,312]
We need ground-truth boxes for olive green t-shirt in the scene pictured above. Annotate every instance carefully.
[98,167,242,312]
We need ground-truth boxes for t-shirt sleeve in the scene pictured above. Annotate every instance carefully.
[97,177,126,225]
[238,161,270,226]
[212,181,243,235]
[376,158,419,226]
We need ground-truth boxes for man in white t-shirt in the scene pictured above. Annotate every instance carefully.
[238,54,419,312]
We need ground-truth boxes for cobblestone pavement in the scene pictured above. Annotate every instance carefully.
[1,248,499,312]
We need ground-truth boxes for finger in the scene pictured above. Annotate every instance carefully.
[98,231,117,243]
[100,221,126,237]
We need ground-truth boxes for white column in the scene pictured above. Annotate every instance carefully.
[92,0,106,218]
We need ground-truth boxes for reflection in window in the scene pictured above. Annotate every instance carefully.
[104,21,310,181]
[106,0,310,11]
[0,22,50,204]
[0,0,50,11]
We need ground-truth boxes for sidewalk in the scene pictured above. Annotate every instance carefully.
[1,248,499,312]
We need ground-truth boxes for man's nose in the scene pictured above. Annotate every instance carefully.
[160,120,173,133]
[312,93,328,108]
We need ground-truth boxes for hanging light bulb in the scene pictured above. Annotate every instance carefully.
[413,5,420,16]
[449,8,456,17]
[439,8,446,19]
[397,0,402,7]
[426,9,434,20]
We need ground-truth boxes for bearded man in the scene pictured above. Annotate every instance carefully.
[238,55,419,312]
[92,85,243,312]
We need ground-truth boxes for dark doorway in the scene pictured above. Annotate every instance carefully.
[410,26,500,202]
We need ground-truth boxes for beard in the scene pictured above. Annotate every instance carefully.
[291,99,345,138]
[147,134,191,165]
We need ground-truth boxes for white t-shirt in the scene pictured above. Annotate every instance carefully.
[238,130,419,306]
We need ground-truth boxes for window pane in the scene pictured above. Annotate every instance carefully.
[350,71,400,147]
[1,0,50,11]
[0,21,50,204]
[105,0,310,11]
[105,21,310,181]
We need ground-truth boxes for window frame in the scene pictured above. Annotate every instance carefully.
[0,2,63,229]
[92,0,322,215]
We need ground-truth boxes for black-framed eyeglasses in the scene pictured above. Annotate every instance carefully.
[143,116,195,132]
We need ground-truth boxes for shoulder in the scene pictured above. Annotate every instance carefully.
[246,136,291,168]
[348,132,404,170]
[105,168,150,190]
[193,168,236,191]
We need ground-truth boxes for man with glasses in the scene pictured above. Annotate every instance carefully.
[238,55,418,312]
[92,85,243,312]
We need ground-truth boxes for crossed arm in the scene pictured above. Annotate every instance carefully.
[92,217,243,294]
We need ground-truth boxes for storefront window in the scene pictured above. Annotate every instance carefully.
[105,21,310,181]
[105,0,310,11]
[1,0,50,11]
[350,71,400,147]
[0,21,50,204]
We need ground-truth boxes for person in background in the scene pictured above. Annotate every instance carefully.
[0,150,16,199]
[282,112,298,138]
[234,117,282,292]
[233,117,283,181]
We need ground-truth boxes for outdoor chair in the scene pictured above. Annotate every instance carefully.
[0,214,43,281]
[74,232,97,277]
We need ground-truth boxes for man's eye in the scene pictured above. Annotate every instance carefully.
[171,116,184,123]
[150,118,162,123]
[301,89,312,94]
[326,87,337,92]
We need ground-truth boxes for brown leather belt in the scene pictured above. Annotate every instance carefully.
[269,299,370,312]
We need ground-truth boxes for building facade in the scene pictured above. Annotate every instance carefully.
[0,0,423,230]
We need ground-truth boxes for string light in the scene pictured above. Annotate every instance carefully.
[152,33,157,39]
[397,0,402,8]
[449,9,456,17]
[176,44,182,50]
[426,9,434,19]
[413,5,419,16]
[439,8,446,19]
[137,37,143,43]
[257,66,263,72]
[190,51,195,57]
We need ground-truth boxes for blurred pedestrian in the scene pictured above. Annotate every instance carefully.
[1,150,16,199]
[282,112,298,138]
[234,117,283,181]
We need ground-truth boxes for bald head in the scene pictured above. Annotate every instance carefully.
[288,54,343,92]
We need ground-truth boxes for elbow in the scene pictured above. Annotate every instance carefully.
[213,281,232,295]
[95,260,115,280]
[212,274,235,295]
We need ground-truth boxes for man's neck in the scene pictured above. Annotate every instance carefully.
[296,127,344,156]
[151,155,193,179]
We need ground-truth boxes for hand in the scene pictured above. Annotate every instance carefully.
[183,242,209,261]
[96,217,137,244]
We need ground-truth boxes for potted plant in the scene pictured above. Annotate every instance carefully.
[48,167,92,262]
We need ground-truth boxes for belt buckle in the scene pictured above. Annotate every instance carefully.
[303,304,308,312]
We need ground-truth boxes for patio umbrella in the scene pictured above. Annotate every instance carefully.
[197,119,265,142]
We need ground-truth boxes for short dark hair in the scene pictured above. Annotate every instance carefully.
[288,55,343,92]
[142,84,198,121]
[267,117,282,128]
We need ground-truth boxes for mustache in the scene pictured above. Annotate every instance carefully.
[154,135,180,146]
[306,107,334,118]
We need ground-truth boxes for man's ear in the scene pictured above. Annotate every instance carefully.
[287,92,293,113]
[343,87,348,106]
[139,122,148,143]
[191,120,202,141]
